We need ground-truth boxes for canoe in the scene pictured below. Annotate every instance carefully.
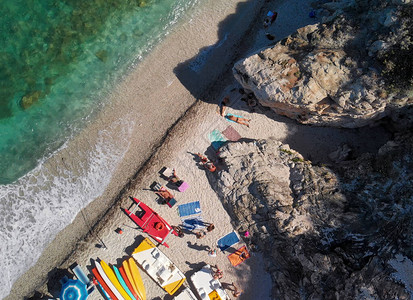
[119,265,139,300]
[113,264,137,300]
[92,267,118,300]
[95,261,124,300]
[124,197,178,247]
[122,259,139,297]
[100,260,133,300]
[96,279,112,300]
[132,237,185,295]
[128,257,146,300]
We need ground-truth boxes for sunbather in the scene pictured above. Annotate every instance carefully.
[155,186,174,200]
[225,115,251,127]
[168,168,184,186]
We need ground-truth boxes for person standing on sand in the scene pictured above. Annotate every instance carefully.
[196,153,217,172]
[231,282,243,297]
[213,265,223,279]
[208,248,217,257]
[225,115,251,127]
[196,230,206,239]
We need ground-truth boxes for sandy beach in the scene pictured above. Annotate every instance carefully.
[5,0,392,299]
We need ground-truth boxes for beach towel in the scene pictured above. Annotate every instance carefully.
[178,181,189,192]
[161,167,173,178]
[178,201,201,218]
[228,246,250,267]
[222,125,241,142]
[181,216,205,230]
[208,129,227,150]
[217,231,240,251]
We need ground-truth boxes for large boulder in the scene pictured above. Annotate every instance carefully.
[233,3,413,128]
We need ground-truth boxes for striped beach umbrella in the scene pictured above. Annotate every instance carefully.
[59,279,88,300]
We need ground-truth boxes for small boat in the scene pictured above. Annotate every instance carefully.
[173,287,197,300]
[190,264,230,300]
[124,197,178,248]
[132,237,186,295]
[119,265,140,300]
[122,260,140,299]
[113,264,137,300]
[95,260,124,300]
[92,267,118,300]
[127,257,146,300]
[100,260,133,300]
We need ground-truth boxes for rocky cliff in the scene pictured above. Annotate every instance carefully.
[220,0,413,297]
[233,0,413,128]
[214,137,413,299]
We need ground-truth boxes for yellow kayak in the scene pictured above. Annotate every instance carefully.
[128,257,146,300]
[122,259,140,298]
[100,260,133,300]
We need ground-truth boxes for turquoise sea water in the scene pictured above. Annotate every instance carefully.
[0,0,198,184]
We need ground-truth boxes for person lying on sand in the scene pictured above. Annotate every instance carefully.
[168,168,184,186]
[225,115,251,127]
[155,186,174,200]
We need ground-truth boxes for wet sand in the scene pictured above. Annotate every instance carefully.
[5,0,392,299]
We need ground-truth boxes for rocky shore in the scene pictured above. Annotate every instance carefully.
[216,0,413,298]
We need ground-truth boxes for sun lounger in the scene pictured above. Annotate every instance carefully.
[181,216,205,231]
[71,263,95,294]
[162,167,174,178]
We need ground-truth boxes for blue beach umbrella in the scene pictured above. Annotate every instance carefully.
[59,279,88,300]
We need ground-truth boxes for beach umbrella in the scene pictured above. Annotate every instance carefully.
[59,279,88,300]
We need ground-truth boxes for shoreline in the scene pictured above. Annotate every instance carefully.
[4,0,267,299]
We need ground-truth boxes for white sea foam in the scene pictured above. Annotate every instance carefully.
[389,254,413,298]
[0,116,135,299]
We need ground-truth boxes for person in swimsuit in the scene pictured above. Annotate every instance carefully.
[225,115,251,127]
[168,168,184,186]
[155,186,174,200]
[231,282,242,297]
